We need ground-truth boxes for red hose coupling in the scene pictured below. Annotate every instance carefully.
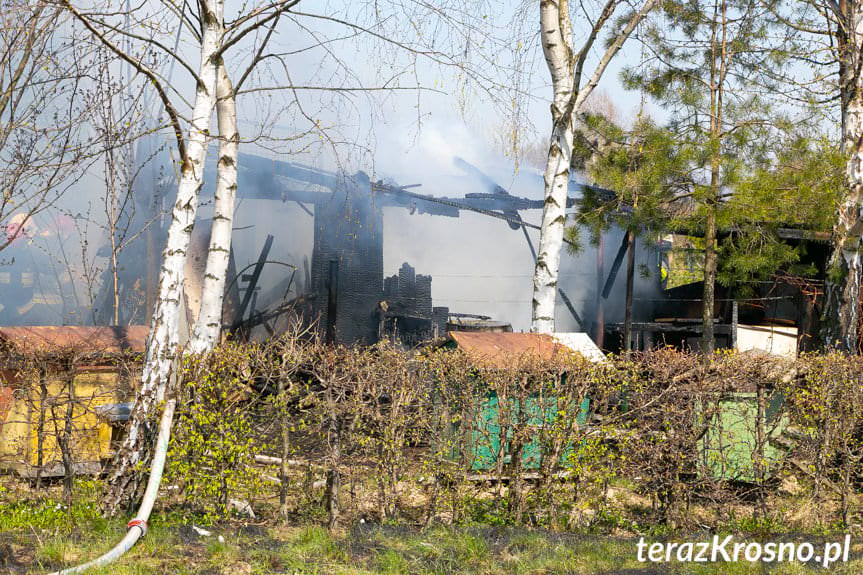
[127,518,148,534]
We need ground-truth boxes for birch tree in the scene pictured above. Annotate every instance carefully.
[829,5,863,351]
[62,0,510,512]
[787,0,863,351]
[706,0,861,350]
[531,0,657,333]
[189,1,507,349]
[189,61,237,352]
[61,0,232,511]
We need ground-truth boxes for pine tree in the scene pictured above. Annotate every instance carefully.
[571,114,690,351]
[624,0,777,355]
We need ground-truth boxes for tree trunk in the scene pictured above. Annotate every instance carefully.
[702,198,717,355]
[34,371,48,490]
[532,0,575,333]
[61,368,76,505]
[531,0,655,333]
[702,0,726,358]
[102,0,224,515]
[190,62,238,353]
[594,235,605,348]
[824,5,863,351]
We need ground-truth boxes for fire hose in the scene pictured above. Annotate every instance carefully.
[49,397,177,575]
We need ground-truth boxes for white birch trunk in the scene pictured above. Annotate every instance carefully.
[183,218,212,324]
[532,0,575,333]
[104,0,224,512]
[530,0,655,334]
[190,62,238,353]
[825,8,863,351]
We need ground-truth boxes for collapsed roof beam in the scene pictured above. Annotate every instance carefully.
[236,234,274,324]
[601,233,630,299]
[452,156,583,328]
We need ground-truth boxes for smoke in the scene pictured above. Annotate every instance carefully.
[324,117,664,334]
[0,2,662,338]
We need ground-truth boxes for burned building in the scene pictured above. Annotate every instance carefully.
[5,145,625,348]
[603,230,831,355]
[218,155,610,347]
[309,171,384,345]
[305,173,447,346]
[379,262,449,346]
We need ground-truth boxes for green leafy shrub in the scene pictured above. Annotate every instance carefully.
[166,344,270,520]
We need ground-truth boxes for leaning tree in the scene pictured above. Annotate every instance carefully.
[63,0,513,514]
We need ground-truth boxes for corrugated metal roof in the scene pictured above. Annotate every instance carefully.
[447,331,604,367]
[0,326,149,355]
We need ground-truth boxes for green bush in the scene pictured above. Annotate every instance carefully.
[166,344,270,520]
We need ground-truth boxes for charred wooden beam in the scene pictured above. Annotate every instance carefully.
[606,321,732,334]
[602,233,630,299]
[237,234,274,322]
[325,259,339,344]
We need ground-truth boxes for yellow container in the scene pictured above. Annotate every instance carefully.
[0,326,147,477]
[0,367,123,477]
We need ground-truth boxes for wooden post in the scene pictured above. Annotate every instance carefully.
[595,235,605,349]
[731,300,738,351]
[624,230,636,353]
[755,381,767,517]
[60,362,76,504]
[34,367,48,490]
[325,259,339,345]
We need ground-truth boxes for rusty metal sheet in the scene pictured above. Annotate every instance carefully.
[447,331,569,367]
[0,326,149,356]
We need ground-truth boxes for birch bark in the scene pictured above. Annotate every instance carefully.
[532,0,575,334]
[190,62,238,353]
[103,0,224,513]
[531,0,656,333]
[825,5,863,352]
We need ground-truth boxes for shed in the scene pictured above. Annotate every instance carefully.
[444,331,604,471]
[0,326,148,477]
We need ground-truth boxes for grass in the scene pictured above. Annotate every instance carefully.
[5,517,863,574]
[3,480,863,574]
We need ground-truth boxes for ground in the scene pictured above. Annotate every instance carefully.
[2,479,862,574]
[4,513,863,574]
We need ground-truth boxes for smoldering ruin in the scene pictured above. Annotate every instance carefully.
[0,134,829,356]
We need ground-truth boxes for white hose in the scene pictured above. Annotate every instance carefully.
[50,398,177,575]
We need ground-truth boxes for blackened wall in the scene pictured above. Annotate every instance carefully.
[310,172,384,345]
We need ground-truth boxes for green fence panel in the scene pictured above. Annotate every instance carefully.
[466,392,590,471]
